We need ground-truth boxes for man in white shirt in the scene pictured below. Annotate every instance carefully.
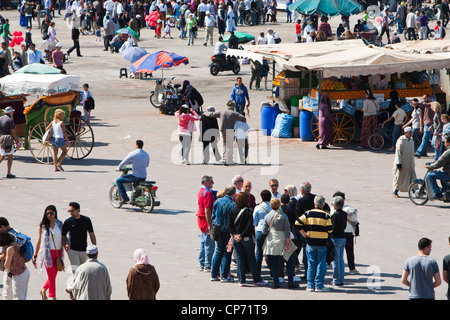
[257,32,267,44]
[27,43,45,64]
[203,11,216,46]
[197,0,207,27]
[213,36,227,55]
[405,9,417,40]
[104,0,115,16]
[116,1,124,17]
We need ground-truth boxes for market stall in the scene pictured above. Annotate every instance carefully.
[227,40,450,146]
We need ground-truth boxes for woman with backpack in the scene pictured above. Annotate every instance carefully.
[0,231,30,300]
[32,205,64,300]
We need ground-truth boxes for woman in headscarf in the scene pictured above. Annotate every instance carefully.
[126,249,160,300]
[358,89,380,148]
[316,94,335,149]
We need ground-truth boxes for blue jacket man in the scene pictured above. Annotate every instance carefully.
[230,77,250,114]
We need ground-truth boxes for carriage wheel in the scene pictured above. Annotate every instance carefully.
[66,118,94,160]
[332,111,356,147]
[311,112,319,140]
[28,122,54,164]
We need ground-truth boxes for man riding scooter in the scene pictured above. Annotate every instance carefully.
[425,135,450,200]
[116,140,150,205]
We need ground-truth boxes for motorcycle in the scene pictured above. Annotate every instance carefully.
[209,54,240,76]
[162,82,183,115]
[408,164,450,205]
[149,77,175,108]
[109,168,160,213]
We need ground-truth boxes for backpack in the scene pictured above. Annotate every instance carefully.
[8,230,34,263]
[442,27,446,39]
[85,97,95,110]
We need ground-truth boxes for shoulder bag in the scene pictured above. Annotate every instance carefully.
[43,124,53,143]
[50,231,65,272]
[210,201,232,241]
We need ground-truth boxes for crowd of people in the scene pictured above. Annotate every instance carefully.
[0,204,160,300]
[196,175,362,291]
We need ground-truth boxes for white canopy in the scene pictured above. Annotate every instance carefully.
[0,73,80,96]
[227,40,450,78]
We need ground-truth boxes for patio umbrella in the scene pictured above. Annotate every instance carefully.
[130,51,189,77]
[289,0,362,17]
[223,31,255,44]
[14,63,61,75]
[116,27,139,39]
[121,46,148,63]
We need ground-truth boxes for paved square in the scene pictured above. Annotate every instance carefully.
[0,8,449,301]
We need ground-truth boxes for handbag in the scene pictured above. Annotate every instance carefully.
[210,201,232,241]
[50,231,65,272]
[43,125,53,143]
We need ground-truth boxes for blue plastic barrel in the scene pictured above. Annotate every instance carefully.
[300,109,315,141]
[261,103,280,136]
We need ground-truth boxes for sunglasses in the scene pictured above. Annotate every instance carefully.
[270,184,278,187]
[46,211,55,215]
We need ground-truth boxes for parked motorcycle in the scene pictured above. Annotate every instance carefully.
[109,168,160,213]
[149,77,183,115]
[408,164,450,205]
[209,55,240,76]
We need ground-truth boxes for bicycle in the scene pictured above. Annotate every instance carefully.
[403,26,435,40]
[368,124,393,150]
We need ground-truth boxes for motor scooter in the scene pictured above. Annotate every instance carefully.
[408,164,450,205]
[109,168,160,213]
[209,54,240,76]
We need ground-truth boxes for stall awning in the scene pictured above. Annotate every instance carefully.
[227,40,450,78]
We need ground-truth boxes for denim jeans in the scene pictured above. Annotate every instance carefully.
[331,238,346,285]
[417,124,432,156]
[427,170,450,195]
[305,245,327,289]
[268,253,296,284]
[392,124,402,147]
[232,236,262,284]
[211,231,232,279]
[255,231,267,271]
[199,231,215,269]
[116,174,145,201]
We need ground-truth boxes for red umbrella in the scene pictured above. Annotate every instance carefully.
[130,51,189,77]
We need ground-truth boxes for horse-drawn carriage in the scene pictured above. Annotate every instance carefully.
[1,91,94,164]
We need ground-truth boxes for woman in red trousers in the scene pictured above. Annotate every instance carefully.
[33,205,64,300]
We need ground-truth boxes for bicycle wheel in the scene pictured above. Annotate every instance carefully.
[368,133,384,150]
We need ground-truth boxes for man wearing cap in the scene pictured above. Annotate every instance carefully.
[203,11,216,46]
[200,106,221,164]
[393,126,416,197]
[209,100,246,165]
[66,245,112,300]
[0,107,20,179]
[52,43,64,69]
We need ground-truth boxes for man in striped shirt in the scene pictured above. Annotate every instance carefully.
[295,195,332,292]
[52,44,64,70]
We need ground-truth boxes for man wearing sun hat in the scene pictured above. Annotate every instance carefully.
[0,106,20,179]
[393,126,416,198]
[66,245,112,300]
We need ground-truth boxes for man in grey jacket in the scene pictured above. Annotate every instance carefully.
[103,15,115,51]
[426,136,450,199]
[210,100,246,165]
